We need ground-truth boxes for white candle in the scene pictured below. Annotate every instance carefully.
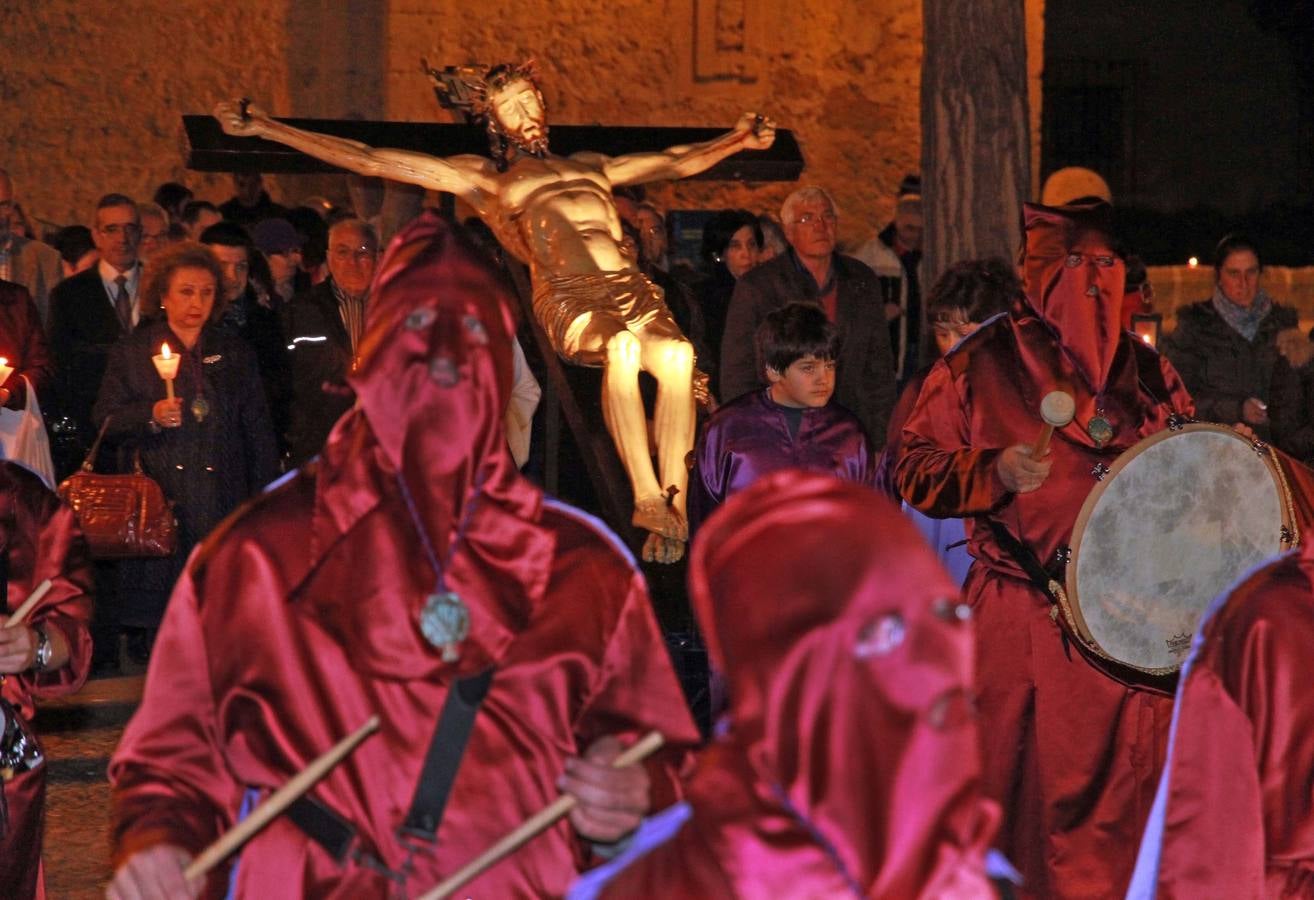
[152,343,179,401]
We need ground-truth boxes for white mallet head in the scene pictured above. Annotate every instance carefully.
[1040,390,1076,428]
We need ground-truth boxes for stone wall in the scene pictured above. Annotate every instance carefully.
[2,1,1044,249]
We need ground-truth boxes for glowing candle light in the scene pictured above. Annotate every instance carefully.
[152,343,179,401]
[1188,256,1199,268]
[0,357,12,386]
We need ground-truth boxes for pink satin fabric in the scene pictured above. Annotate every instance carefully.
[596,472,999,898]
[1137,547,1314,898]
[0,461,95,898]
[108,215,699,898]
[894,204,1196,899]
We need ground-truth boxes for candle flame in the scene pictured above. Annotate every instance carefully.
[161,343,172,360]
[0,358,7,366]
[1141,333,1153,345]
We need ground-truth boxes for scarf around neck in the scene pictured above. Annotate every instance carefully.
[1211,285,1273,342]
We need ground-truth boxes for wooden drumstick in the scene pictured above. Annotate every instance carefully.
[1032,391,1076,458]
[418,730,666,900]
[183,715,381,881]
[4,579,53,628]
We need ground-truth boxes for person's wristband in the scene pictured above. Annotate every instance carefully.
[31,625,52,672]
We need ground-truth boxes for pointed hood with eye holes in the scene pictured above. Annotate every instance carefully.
[687,471,998,897]
[1020,200,1125,396]
[305,212,553,680]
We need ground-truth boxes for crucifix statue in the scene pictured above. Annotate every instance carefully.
[215,60,775,563]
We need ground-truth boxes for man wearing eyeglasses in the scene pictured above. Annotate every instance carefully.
[281,218,379,467]
[720,186,898,447]
[48,194,144,473]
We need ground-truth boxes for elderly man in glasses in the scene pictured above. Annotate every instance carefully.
[720,186,898,448]
[281,218,379,468]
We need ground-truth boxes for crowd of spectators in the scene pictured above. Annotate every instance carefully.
[6,161,1314,678]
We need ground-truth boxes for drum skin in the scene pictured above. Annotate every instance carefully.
[1067,424,1294,672]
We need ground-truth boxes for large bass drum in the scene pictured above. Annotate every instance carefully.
[1062,423,1305,678]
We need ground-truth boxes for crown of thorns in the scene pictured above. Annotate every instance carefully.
[420,59,542,120]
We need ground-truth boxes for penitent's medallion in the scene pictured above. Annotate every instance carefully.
[191,396,211,423]
[1087,413,1114,448]
[420,590,471,663]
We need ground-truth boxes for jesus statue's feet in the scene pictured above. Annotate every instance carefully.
[642,532,687,564]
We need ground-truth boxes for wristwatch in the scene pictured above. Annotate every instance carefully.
[32,626,51,672]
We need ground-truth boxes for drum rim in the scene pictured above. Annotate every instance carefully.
[1063,422,1296,675]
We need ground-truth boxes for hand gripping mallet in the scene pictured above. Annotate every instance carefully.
[418,730,666,900]
[1032,391,1076,458]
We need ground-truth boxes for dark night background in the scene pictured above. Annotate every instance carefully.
[1044,0,1314,264]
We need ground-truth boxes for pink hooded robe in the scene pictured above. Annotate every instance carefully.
[108,214,700,898]
[571,472,1000,899]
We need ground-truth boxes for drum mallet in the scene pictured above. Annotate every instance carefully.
[4,579,53,628]
[183,715,381,882]
[418,730,666,900]
[1032,391,1076,458]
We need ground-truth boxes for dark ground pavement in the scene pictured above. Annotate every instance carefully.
[34,674,142,899]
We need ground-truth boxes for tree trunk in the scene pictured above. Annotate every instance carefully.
[921,0,1032,286]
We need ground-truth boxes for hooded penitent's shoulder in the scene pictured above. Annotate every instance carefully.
[189,464,317,575]
[943,311,1015,377]
[539,497,642,583]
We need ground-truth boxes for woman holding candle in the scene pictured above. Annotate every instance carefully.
[93,242,277,656]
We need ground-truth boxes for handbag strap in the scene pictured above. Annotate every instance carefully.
[80,417,113,472]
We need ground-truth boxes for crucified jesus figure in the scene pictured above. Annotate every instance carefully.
[215,61,775,563]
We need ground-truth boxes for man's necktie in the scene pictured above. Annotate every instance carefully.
[114,274,131,331]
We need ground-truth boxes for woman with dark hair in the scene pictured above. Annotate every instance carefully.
[1162,233,1312,456]
[92,241,277,655]
[697,209,762,398]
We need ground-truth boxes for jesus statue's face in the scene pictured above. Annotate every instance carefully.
[490,79,549,157]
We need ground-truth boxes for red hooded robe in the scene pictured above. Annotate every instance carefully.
[895,202,1196,899]
[108,214,699,898]
[571,472,1000,899]
[1126,543,1314,899]
[0,461,94,898]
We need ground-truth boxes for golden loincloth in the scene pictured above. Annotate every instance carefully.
[532,270,711,405]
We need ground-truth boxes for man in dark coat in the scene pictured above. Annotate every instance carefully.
[48,193,143,476]
[282,219,378,467]
[719,186,898,446]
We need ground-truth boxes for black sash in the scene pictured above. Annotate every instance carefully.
[286,669,494,867]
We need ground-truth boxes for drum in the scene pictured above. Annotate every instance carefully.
[1064,423,1300,676]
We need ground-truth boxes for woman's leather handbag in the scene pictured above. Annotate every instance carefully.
[56,418,177,559]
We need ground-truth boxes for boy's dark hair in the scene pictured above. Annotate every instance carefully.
[926,256,1021,325]
[757,302,840,375]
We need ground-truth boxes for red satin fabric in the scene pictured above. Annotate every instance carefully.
[108,215,699,898]
[598,472,999,898]
[1143,549,1314,898]
[895,205,1196,898]
[0,461,95,898]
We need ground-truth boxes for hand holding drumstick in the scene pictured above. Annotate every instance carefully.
[996,391,1074,494]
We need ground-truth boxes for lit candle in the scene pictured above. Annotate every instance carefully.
[0,357,12,386]
[1188,256,1199,268]
[152,343,179,400]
